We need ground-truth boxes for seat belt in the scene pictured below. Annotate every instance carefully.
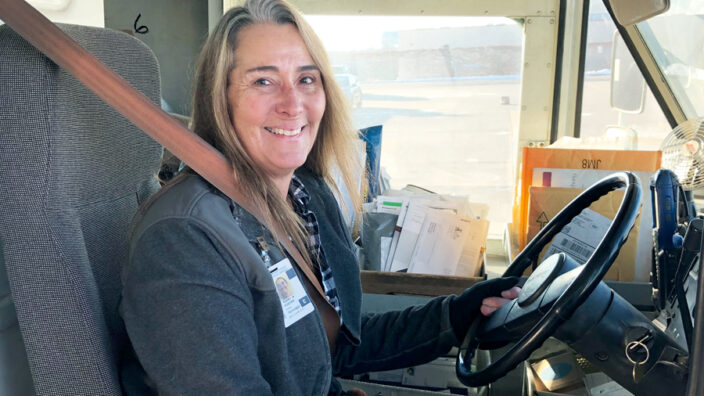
[0,0,340,350]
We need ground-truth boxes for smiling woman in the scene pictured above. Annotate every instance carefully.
[119,0,518,395]
[226,22,326,196]
[188,0,361,263]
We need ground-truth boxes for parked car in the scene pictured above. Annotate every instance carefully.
[334,73,362,108]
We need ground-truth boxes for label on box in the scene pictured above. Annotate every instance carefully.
[531,352,584,391]
[545,209,611,264]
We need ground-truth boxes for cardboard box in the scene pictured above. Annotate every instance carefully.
[360,263,485,297]
[513,148,661,247]
[526,187,639,281]
[512,148,661,281]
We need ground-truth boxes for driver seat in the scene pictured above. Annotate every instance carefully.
[0,24,163,395]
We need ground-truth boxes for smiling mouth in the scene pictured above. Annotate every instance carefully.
[264,126,304,136]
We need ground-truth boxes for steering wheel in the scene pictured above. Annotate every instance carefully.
[456,172,642,386]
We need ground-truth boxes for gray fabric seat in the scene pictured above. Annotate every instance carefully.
[0,243,33,395]
[0,24,163,395]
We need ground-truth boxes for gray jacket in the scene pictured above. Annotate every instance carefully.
[120,168,459,395]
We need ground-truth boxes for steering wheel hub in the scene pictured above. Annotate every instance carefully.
[517,253,566,307]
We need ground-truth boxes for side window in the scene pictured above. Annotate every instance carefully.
[637,0,704,120]
[579,2,671,149]
[2,0,105,27]
[306,16,523,233]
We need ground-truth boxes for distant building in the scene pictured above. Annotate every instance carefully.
[393,24,521,51]
[329,16,617,82]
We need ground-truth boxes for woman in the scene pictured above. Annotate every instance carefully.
[120,0,520,394]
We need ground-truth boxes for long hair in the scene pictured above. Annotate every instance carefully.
[190,0,362,269]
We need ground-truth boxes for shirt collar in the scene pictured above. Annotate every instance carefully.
[288,174,310,210]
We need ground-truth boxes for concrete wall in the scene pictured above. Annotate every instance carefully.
[328,46,523,82]
[104,0,209,115]
[394,24,522,51]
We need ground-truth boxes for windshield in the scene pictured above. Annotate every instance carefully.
[335,75,351,86]
[637,0,704,119]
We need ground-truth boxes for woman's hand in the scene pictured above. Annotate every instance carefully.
[448,277,521,341]
[480,286,521,316]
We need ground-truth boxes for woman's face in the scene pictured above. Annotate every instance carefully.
[227,23,326,187]
[275,277,292,298]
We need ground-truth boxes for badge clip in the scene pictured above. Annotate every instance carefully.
[256,236,272,266]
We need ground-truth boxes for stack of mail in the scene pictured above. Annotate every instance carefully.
[367,190,489,277]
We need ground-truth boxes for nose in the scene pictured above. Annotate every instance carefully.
[275,84,303,116]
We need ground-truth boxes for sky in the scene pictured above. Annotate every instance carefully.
[305,15,512,51]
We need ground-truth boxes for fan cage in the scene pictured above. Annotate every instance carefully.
[660,118,704,191]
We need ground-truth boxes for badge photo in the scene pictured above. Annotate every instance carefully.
[269,258,314,327]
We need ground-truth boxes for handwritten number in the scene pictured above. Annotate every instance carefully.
[134,13,149,34]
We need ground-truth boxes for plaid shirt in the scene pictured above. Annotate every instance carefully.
[289,175,343,323]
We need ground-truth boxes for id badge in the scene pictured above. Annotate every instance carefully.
[269,258,314,327]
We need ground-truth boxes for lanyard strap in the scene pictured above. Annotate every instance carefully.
[0,0,340,349]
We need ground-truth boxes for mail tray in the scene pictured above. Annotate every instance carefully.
[360,269,485,297]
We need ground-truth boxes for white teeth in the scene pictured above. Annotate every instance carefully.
[265,127,302,136]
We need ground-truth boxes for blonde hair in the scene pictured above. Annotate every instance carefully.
[190,0,362,269]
